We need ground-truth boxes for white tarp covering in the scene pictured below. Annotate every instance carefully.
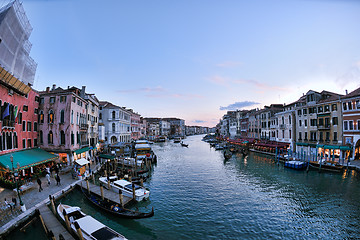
[75,158,90,166]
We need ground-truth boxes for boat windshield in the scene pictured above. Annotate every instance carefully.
[91,227,121,240]
[124,184,141,191]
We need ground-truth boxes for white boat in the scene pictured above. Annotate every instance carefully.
[117,157,143,167]
[57,203,127,240]
[174,137,181,143]
[99,176,150,201]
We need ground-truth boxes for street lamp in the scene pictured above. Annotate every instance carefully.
[10,155,26,212]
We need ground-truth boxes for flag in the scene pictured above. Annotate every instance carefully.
[14,105,18,120]
[2,103,9,120]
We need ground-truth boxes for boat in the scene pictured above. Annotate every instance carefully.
[134,143,156,163]
[79,186,154,219]
[174,137,181,143]
[214,143,226,150]
[309,160,344,172]
[57,203,127,240]
[180,142,188,147]
[284,160,307,170]
[117,157,143,167]
[99,176,150,201]
[223,150,232,159]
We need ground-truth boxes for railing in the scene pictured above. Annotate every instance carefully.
[1,119,15,128]
[318,125,330,130]
[80,124,88,130]
[280,124,286,129]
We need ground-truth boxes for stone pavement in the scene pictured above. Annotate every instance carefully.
[0,162,101,236]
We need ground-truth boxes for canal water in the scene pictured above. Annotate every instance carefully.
[10,134,360,239]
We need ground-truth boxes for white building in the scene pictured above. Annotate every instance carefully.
[99,101,131,144]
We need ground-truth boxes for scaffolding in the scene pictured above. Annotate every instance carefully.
[0,0,37,86]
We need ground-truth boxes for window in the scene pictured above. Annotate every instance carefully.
[18,112,22,124]
[310,132,317,141]
[22,121,26,131]
[34,122,38,131]
[23,105,28,112]
[325,132,330,141]
[48,110,54,123]
[303,109,307,115]
[34,108,38,114]
[344,121,348,130]
[299,120,302,127]
[325,118,330,127]
[304,119,307,127]
[71,132,74,145]
[349,120,354,130]
[343,102,347,111]
[112,123,116,132]
[309,107,317,114]
[334,132,338,141]
[34,139,38,147]
[348,102,353,110]
[318,118,324,126]
[356,100,360,109]
[318,106,323,113]
[27,139,31,148]
[297,110,302,116]
[27,121,32,131]
[289,116,291,124]
[324,105,330,112]
[77,132,80,144]
[50,97,55,104]
[358,120,360,130]
[60,131,65,145]
[60,110,65,123]
[332,117,338,125]
[22,139,26,148]
[77,113,79,125]
[112,111,116,119]
[71,110,74,124]
[40,98,44,104]
[48,131,53,144]
[319,132,323,141]
[304,132,308,140]
[39,131,43,144]
[39,110,44,123]
[99,113,102,120]
[298,132,302,140]
[72,97,76,103]
[332,104,337,111]
[60,96,67,102]
[35,96,40,102]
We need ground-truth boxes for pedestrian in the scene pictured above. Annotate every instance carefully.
[37,178,43,192]
[46,172,51,185]
[12,197,17,207]
[55,164,59,175]
[55,174,61,186]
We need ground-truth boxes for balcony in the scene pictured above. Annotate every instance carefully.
[80,124,88,130]
[318,125,330,130]
[90,132,98,138]
[279,124,286,129]
[1,119,15,128]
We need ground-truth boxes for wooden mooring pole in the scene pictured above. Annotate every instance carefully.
[100,185,104,200]
[36,209,49,236]
[62,209,71,232]
[49,195,56,215]
[119,189,124,207]
[74,221,84,240]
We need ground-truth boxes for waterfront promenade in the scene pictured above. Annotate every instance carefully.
[0,162,100,237]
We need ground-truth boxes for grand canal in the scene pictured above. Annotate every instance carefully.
[11,134,360,239]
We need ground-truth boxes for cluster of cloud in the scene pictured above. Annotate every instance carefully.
[219,101,260,111]
[336,61,360,89]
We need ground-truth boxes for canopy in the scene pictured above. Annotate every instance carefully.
[75,158,90,166]
[135,144,151,150]
[0,148,58,172]
[99,154,115,160]
[74,147,90,155]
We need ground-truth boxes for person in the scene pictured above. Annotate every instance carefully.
[37,178,43,192]
[12,197,17,207]
[46,172,51,185]
[55,174,61,186]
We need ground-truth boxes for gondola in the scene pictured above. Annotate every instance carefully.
[80,186,154,219]
[181,142,188,147]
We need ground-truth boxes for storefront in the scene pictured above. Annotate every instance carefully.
[73,147,90,162]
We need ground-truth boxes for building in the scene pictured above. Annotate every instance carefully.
[99,101,131,144]
[248,110,261,139]
[139,117,147,139]
[341,87,360,160]
[260,104,284,140]
[163,118,186,138]
[0,1,37,86]
[159,120,170,137]
[127,109,141,140]
[38,85,89,165]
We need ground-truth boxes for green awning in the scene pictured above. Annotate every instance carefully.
[74,147,90,155]
[308,143,317,147]
[316,144,324,148]
[340,146,352,151]
[0,148,58,172]
[317,113,330,117]
[324,145,339,149]
[296,142,308,146]
[99,154,115,160]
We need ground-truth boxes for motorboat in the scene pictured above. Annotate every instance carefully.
[99,176,150,201]
[174,137,181,143]
[57,203,127,240]
[284,160,307,170]
[117,157,143,167]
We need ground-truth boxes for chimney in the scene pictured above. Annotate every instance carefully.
[68,86,70,89]
[46,87,50,93]
[81,86,86,97]
[52,84,56,91]
[345,89,348,95]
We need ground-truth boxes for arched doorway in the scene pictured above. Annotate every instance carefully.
[110,136,117,143]
[355,139,360,160]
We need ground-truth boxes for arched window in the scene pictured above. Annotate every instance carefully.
[112,123,116,132]
[60,130,65,145]
[112,111,116,119]
[39,110,44,123]
[71,110,74,124]
[71,132,74,145]
[7,132,12,149]
[39,131,43,144]
[0,133,2,151]
[99,113,102,120]
[48,131,53,144]
[77,113,79,125]
[13,133,18,149]
[60,110,65,123]
[48,110,54,124]
[77,132,80,144]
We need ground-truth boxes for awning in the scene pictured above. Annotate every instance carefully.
[296,142,308,146]
[74,147,90,155]
[99,154,115,160]
[75,158,89,166]
[0,148,58,172]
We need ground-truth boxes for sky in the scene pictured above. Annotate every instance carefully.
[11,0,360,127]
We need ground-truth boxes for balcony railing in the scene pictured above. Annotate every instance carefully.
[1,119,15,128]
[318,125,330,130]
[80,124,88,130]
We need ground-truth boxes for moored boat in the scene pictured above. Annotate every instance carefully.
[99,176,150,201]
[180,142,188,147]
[309,160,344,172]
[284,160,307,170]
[174,137,181,143]
[79,186,154,219]
[57,203,127,240]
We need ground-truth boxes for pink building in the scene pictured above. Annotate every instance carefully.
[0,67,39,155]
[38,85,89,165]
[128,109,141,140]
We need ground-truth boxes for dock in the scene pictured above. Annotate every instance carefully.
[38,204,74,240]
[75,180,132,206]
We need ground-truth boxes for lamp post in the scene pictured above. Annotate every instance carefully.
[10,155,26,212]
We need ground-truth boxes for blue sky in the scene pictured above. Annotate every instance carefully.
[18,0,360,127]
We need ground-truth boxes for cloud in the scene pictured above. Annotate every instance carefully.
[219,101,260,111]
[216,61,242,68]
[336,62,360,89]
[233,79,289,91]
[207,75,228,85]
[193,120,206,123]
